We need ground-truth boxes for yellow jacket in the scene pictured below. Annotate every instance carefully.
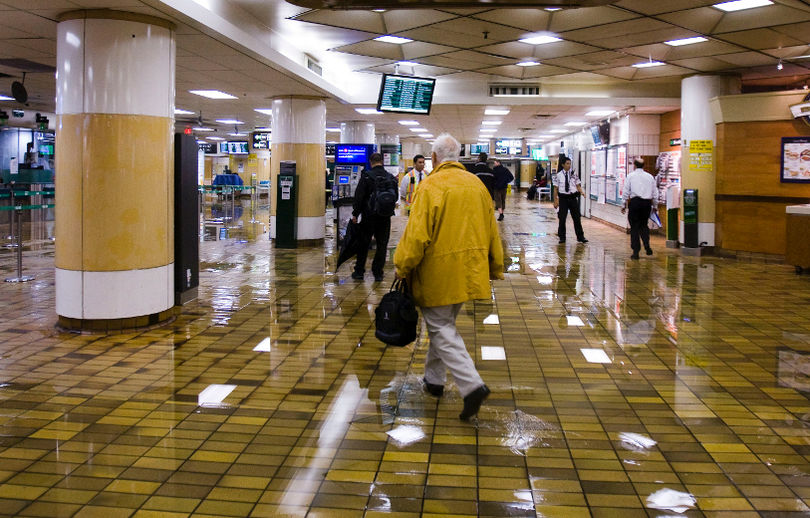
[393,160,504,307]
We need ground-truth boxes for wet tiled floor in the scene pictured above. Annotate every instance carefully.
[1,193,810,517]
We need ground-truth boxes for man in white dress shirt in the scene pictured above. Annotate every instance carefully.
[621,157,657,259]
[400,154,428,215]
[553,157,588,244]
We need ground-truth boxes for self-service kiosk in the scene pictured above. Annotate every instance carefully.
[333,144,375,245]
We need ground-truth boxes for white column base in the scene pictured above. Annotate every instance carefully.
[678,221,715,247]
[56,264,174,319]
[269,215,325,240]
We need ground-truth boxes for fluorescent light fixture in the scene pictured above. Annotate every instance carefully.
[422,133,434,138]
[586,109,614,117]
[481,120,502,126]
[564,121,586,126]
[254,108,273,115]
[664,36,708,46]
[254,127,272,131]
[567,315,585,326]
[480,128,497,133]
[537,134,555,138]
[519,35,562,45]
[207,136,225,141]
[216,119,243,125]
[189,89,237,99]
[544,7,561,10]
[549,129,567,133]
[374,35,413,44]
[632,61,666,68]
[192,126,213,132]
[372,8,386,12]
[580,348,611,364]
[229,133,247,137]
[410,127,427,132]
[477,142,489,145]
[174,108,195,115]
[397,61,420,66]
[481,346,506,360]
[253,338,271,352]
[386,425,425,446]
[517,60,541,67]
[485,108,510,115]
[355,108,382,115]
[198,384,236,406]
[399,120,419,126]
[326,127,341,132]
[483,314,499,325]
[713,0,772,11]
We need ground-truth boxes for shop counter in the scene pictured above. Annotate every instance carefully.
[785,204,810,273]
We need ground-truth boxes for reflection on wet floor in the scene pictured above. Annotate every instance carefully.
[1,193,810,517]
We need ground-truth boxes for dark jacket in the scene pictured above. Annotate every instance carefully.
[472,162,495,198]
[352,165,391,218]
[493,164,514,190]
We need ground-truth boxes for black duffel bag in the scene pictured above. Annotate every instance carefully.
[375,278,418,346]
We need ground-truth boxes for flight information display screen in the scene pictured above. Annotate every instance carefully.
[377,74,436,115]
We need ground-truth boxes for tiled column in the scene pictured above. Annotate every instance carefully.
[680,75,740,248]
[55,10,176,331]
[270,97,327,241]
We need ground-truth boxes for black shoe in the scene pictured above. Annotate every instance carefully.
[646,248,653,256]
[423,378,444,397]
[577,238,588,243]
[459,384,490,421]
[374,274,383,282]
[630,254,639,260]
[558,239,565,244]
[497,213,504,221]
[351,272,364,280]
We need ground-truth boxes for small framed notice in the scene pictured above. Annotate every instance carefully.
[781,137,810,183]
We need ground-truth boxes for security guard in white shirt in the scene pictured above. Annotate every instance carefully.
[400,154,428,214]
[621,157,658,259]
[553,157,587,244]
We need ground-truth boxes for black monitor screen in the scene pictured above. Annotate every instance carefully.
[252,132,270,149]
[377,74,436,115]
[599,122,610,147]
[227,141,249,154]
[335,144,375,165]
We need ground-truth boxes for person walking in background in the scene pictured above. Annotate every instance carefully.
[351,152,397,282]
[553,157,588,244]
[492,159,514,221]
[472,152,495,199]
[621,157,657,259]
[399,154,428,215]
[394,133,503,421]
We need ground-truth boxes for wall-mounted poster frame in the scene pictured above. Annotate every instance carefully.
[590,148,606,201]
[781,137,810,183]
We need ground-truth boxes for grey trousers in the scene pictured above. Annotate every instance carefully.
[421,303,484,398]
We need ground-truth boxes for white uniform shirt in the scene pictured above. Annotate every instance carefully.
[622,168,657,204]
[400,168,427,204]
[555,169,581,195]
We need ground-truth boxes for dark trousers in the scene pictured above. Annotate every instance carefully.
[628,197,652,254]
[354,215,391,276]
[557,195,585,241]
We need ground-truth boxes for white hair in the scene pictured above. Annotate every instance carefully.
[431,133,461,164]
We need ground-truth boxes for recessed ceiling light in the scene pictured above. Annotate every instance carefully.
[229,133,248,137]
[586,109,614,117]
[544,7,561,11]
[216,119,243,125]
[519,35,562,45]
[410,128,427,132]
[549,129,567,134]
[632,61,666,68]
[536,134,554,138]
[480,128,497,133]
[174,108,195,115]
[374,35,413,44]
[399,120,419,125]
[664,36,708,46]
[372,8,386,12]
[713,0,772,11]
[254,127,272,132]
[325,127,341,132]
[254,108,273,115]
[422,133,433,138]
[485,108,510,115]
[397,61,420,66]
[516,60,541,67]
[355,108,382,114]
[564,121,586,126]
[207,136,225,141]
[481,120,502,126]
[477,141,489,145]
[192,126,213,132]
[189,89,237,99]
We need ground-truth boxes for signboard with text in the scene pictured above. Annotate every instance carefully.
[688,140,713,171]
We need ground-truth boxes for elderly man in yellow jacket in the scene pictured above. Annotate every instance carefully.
[393,133,504,421]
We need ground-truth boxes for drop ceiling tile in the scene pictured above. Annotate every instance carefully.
[206,52,265,71]
[401,41,458,59]
[715,51,778,67]
[417,54,484,71]
[176,35,238,56]
[362,63,458,77]
[382,9,460,33]
[519,65,578,79]
[560,18,672,45]
[669,56,744,72]
[476,41,600,60]
[716,29,805,50]
[587,26,691,49]
[332,39,453,60]
[612,0,718,15]
[292,10,385,33]
[0,0,79,8]
[621,40,744,61]
[711,5,810,34]
[771,21,810,42]
[593,67,638,80]
[470,9,551,31]
[399,18,527,47]
[477,65,524,79]
[177,56,232,72]
[765,45,810,59]
[0,24,38,40]
[544,51,640,71]
[436,8,492,15]
[630,63,694,78]
[656,8,723,34]
[3,38,55,56]
[439,50,518,67]
[549,6,641,32]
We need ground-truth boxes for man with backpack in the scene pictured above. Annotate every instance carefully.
[352,152,398,282]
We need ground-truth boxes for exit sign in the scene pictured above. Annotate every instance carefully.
[670,138,681,146]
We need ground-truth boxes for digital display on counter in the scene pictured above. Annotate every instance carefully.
[335,144,375,165]
[377,74,436,115]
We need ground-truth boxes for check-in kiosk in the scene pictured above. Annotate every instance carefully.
[332,144,375,245]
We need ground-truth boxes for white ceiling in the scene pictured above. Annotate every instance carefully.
[0,0,808,145]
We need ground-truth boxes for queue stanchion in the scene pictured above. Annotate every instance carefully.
[4,190,18,248]
[5,208,34,283]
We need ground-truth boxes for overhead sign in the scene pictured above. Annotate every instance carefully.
[377,74,436,115]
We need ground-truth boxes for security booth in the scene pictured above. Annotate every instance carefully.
[275,160,298,248]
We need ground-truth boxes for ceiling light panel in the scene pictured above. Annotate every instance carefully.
[586,110,614,117]
[189,90,237,99]
[519,35,562,45]
[356,108,382,114]
[410,128,427,132]
[399,120,419,125]
[174,108,195,115]
[374,35,413,44]
[564,121,586,126]
[632,61,666,68]
[664,36,708,47]
[481,120,502,125]
[216,119,243,124]
[517,60,541,67]
[485,108,510,115]
[192,126,213,131]
[713,0,772,11]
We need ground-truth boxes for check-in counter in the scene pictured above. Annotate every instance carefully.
[785,204,810,273]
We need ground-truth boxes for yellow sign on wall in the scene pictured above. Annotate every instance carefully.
[688,140,713,171]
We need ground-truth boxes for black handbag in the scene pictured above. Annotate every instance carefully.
[375,279,418,346]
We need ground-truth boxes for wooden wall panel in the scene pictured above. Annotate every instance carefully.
[659,110,681,153]
[716,201,788,254]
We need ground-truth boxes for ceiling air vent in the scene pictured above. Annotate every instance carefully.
[489,84,541,97]
[306,55,323,76]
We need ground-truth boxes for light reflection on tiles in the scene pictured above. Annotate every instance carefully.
[252,337,272,351]
[483,314,499,324]
[481,345,506,360]
[197,384,237,406]
[580,348,612,363]
[567,315,585,326]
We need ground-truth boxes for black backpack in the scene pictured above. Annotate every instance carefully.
[366,171,398,217]
[375,279,418,347]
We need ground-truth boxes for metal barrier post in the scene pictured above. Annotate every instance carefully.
[5,209,34,283]
[5,190,18,248]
